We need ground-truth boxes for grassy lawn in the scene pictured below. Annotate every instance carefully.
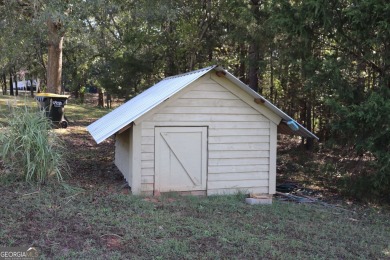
[0,185,389,259]
[0,93,389,259]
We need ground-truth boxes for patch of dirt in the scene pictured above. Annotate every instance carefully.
[60,118,125,191]
[143,197,177,204]
[276,135,346,204]
[101,235,123,250]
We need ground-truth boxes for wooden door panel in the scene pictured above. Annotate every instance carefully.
[155,127,207,192]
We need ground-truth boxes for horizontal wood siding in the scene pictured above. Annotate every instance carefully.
[209,128,269,136]
[208,179,269,189]
[207,171,269,181]
[208,158,269,166]
[207,186,269,196]
[139,76,273,195]
[140,128,154,193]
[208,164,269,173]
[209,143,270,151]
[209,135,269,143]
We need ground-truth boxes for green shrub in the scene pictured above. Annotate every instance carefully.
[329,87,390,201]
[0,106,66,184]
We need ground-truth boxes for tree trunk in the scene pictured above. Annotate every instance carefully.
[238,44,247,83]
[9,72,14,96]
[248,0,261,92]
[30,79,34,97]
[305,102,314,151]
[46,18,64,94]
[355,61,366,103]
[106,93,112,109]
[80,91,84,103]
[14,74,18,96]
[98,88,104,107]
[248,42,259,92]
[270,49,274,103]
[249,43,259,92]
[164,21,177,77]
[2,73,6,95]
[300,45,314,150]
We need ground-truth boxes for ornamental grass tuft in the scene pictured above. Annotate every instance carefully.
[0,105,66,184]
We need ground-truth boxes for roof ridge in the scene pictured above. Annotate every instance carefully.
[162,65,217,81]
[87,65,318,143]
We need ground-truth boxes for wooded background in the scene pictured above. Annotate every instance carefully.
[1,0,389,199]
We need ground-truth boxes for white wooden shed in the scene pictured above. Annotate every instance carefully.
[87,66,317,196]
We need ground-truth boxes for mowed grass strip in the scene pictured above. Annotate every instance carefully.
[0,184,389,259]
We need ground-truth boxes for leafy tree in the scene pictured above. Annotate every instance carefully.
[322,0,390,198]
[1,0,389,199]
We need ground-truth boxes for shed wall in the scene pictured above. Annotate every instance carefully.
[115,128,132,186]
[138,74,278,195]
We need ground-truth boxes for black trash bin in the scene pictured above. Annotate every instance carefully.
[36,93,69,128]
[35,94,51,118]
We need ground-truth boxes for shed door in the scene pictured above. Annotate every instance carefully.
[155,127,207,192]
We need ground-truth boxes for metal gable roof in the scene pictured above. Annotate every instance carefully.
[87,65,318,144]
[87,66,216,144]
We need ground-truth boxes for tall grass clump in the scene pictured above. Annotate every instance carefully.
[0,105,66,184]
